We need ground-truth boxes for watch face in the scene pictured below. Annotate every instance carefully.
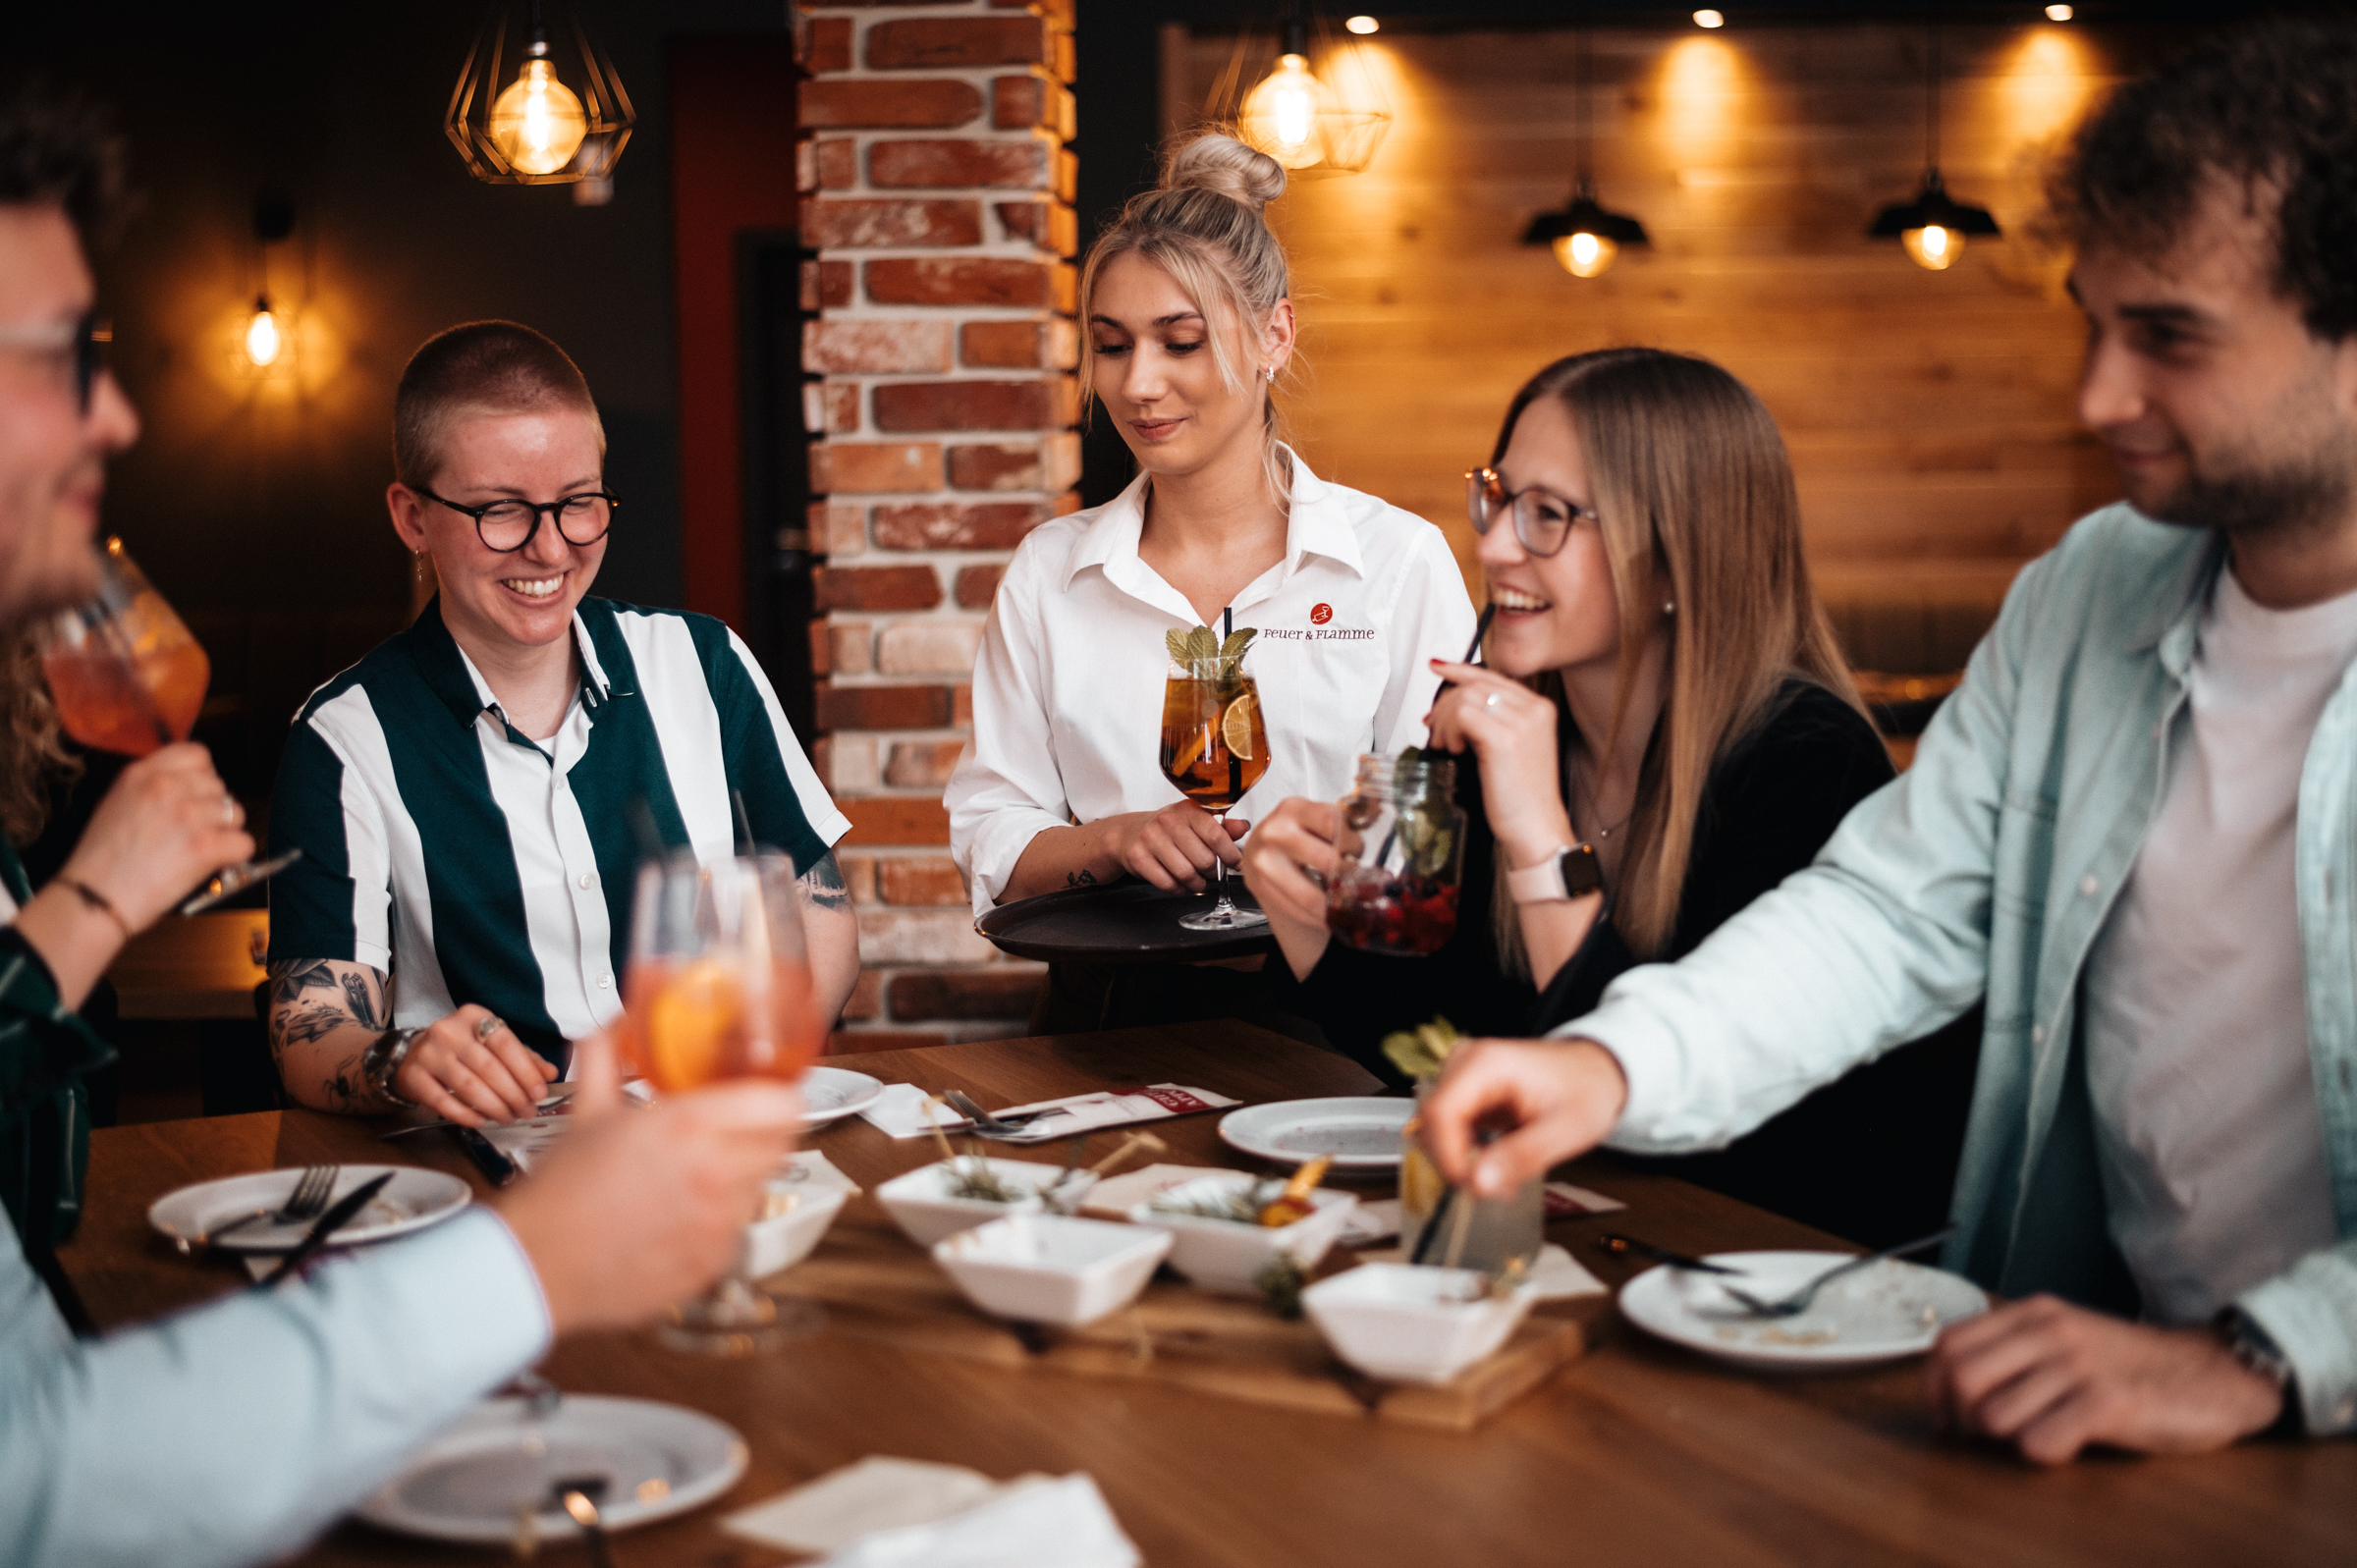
[1561,845,1603,897]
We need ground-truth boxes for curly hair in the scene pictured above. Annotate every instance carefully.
[0,87,125,249]
[2052,17,2357,342]
[0,632,82,849]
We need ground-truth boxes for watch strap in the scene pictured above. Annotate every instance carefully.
[363,1026,423,1108]
[1506,842,1603,904]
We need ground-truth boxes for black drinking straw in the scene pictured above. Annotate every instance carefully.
[1463,603,1496,666]
[731,788,756,854]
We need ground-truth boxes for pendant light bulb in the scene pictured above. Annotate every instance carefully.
[1903,223,1960,270]
[1553,231,1618,279]
[1241,52,1334,169]
[245,297,283,367]
[489,55,587,176]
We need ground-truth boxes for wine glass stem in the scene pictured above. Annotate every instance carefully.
[1209,810,1232,907]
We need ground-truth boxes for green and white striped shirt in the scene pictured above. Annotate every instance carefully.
[266,596,849,1066]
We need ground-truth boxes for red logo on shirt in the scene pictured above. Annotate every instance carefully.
[1310,603,1334,625]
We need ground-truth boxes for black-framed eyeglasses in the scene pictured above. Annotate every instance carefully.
[1466,466,1599,560]
[411,486,619,553]
[0,310,111,413]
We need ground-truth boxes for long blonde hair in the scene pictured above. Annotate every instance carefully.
[1491,349,1864,970]
[1076,132,1295,502]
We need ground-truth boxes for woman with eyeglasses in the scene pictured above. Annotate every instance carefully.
[262,321,859,1124]
[1244,350,1971,1244]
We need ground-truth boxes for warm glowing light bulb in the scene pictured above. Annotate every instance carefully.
[2045,4,2072,19]
[1902,224,1961,270]
[1552,232,1618,279]
[1344,15,1379,33]
[489,57,587,176]
[1693,9,1725,27]
[245,298,282,366]
[1241,52,1335,169]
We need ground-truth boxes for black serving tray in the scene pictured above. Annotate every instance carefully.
[976,880,1277,964]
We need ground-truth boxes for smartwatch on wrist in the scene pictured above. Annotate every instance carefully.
[1505,842,1603,905]
[361,1026,424,1108]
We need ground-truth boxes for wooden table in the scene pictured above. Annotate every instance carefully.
[56,1023,2356,1567]
[105,909,268,1020]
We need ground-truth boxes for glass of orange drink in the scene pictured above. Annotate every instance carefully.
[40,537,287,910]
[623,849,824,1353]
[1159,652,1270,932]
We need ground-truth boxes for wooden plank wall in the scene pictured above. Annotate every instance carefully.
[1170,22,2153,673]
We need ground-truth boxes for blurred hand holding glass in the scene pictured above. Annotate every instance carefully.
[621,849,823,1353]
[1326,752,1466,955]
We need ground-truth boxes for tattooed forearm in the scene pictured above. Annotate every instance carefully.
[1066,868,1098,887]
[799,849,851,912]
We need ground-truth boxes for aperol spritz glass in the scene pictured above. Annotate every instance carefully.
[40,537,286,910]
[622,848,823,1353]
[1159,652,1270,932]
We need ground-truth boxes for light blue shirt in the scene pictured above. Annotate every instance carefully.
[1,1206,550,1567]
[1571,504,2357,1435]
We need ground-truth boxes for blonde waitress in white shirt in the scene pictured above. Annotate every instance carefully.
[947,133,1475,1031]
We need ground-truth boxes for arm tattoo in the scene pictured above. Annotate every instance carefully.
[1066,868,1098,887]
[265,957,389,1110]
[799,850,851,913]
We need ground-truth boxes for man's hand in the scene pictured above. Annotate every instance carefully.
[493,1029,803,1336]
[1421,1036,1629,1198]
[58,742,254,929]
[393,1004,559,1126]
[1237,797,1340,978]
[1927,1295,2286,1464]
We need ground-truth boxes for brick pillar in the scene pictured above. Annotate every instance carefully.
[799,0,1080,1050]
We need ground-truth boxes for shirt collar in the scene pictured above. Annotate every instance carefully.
[2130,523,2227,675]
[407,595,614,729]
[1058,446,1363,592]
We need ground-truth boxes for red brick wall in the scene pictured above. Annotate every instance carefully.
[798,0,1079,1051]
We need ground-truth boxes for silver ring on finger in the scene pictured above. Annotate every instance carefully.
[221,796,240,826]
[1484,691,1502,710]
[473,1013,506,1045]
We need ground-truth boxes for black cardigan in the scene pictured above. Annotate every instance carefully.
[1270,680,1979,1246]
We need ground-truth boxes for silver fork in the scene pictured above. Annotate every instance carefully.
[942,1089,1042,1137]
[200,1164,339,1246]
[1720,1224,1958,1319]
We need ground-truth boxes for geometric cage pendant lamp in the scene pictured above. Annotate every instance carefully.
[1868,16,1998,270]
[1521,25,1648,278]
[446,0,634,188]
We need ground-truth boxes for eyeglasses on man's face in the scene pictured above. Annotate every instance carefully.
[1465,467,1600,560]
[411,486,620,554]
[0,310,112,415]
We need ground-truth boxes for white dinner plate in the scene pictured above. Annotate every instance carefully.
[1617,1250,1989,1372]
[801,1066,885,1126]
[1217,1097,1415,1170]
[355,1394,748,1544]
[147,1164,471,1253]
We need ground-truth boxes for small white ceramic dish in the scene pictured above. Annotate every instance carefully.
[876,1157,1090,1247]
[1617,1251,1989,1373]
[1127,1174,1358,1294]
[1216,1097,1415,1170]
[932,1213,1171,1327]
[355,1394,747,1543]
[147,1164,470,1253]
[800,1066,887,1127]
[742,1181,850,1278]
[1302,1263,1536,1385]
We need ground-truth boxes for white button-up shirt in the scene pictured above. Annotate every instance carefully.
[948,454,1477,915]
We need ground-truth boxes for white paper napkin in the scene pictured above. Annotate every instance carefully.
[1542,1181,1625,1217]
[858,1083,968,1139]
[722,1458,1139,1568]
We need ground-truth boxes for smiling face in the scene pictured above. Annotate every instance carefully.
[388,406,606,659]
[1479,396,1625,680]
[0,203,139,626]
[1087,249,1289,483]
[2074,181,2357,539]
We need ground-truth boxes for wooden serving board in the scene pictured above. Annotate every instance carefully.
[758,1218,1594,1433]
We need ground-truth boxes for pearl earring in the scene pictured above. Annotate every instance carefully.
[1662,600,1675,616]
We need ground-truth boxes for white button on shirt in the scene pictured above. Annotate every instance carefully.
[948,455,1477,916]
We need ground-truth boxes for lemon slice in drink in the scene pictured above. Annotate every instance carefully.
[1220,690,1259,760]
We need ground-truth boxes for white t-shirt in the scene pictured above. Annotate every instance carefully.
[947,453,1476,916]
[2081,565,2355,1324]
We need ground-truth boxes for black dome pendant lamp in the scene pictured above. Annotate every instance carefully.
[1870,14,2000,270]
[1523,25,1647,278]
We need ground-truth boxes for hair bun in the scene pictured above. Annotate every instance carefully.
[1164,132,1287,211]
